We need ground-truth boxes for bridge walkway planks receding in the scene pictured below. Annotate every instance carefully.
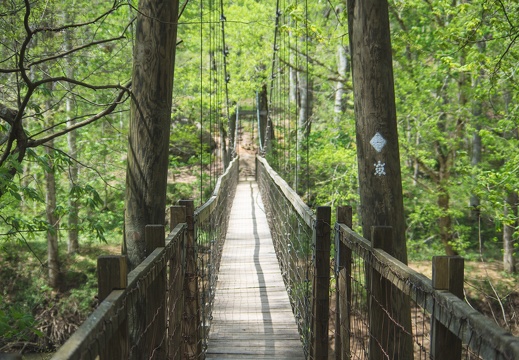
[205,180,305,360]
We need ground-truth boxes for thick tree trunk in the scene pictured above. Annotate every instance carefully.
[124,1,179,359]
[503,192,517,273]
[124,0,180,269]
[347,0,408,264]
[347,1,413,358]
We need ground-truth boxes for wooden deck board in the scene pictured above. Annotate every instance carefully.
[205,181,305,360]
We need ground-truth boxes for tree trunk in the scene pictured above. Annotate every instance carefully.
[228,108,237,159]
[124,1,179,359]
[470,128,482,217]
[45,140,61,290]
[334,44,348,125]
[124,0,180,269]
[44,86,60,288]
[295,70,312,194]
[503,192,517,273]
[289,30,297,103]
[220,121,229,169]
[438,185,457,256]
[347,0,413,358]
[65,15,80,255]
[257,84,269,151]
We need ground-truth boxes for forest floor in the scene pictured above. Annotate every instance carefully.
[410,259,519,336]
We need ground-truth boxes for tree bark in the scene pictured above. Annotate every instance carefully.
[124,0,180,270]
[45,140,61,290]
[65,13,80,255]
[347,0,408,263]
[124,2,179,359]
[258,84,269,151]
[334,44,348,125]
[503,191,517,273]
[45,87,60,289]
[295,70,312,194]
[347,0,413,358]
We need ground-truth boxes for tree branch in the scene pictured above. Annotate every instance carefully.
[27,35,126,69]
[27,82,131,147]
[0,103,17,125]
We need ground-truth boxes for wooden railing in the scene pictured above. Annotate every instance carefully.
[256,155,332,360]
[335,209,519,360]
[52,157,239,360]
[257,154,519,360]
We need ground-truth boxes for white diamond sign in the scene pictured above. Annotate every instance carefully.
[370,132,387,153]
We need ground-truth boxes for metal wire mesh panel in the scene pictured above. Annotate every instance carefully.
[335,222,519,360]
[257,157,316,358]
[196,158,239,357]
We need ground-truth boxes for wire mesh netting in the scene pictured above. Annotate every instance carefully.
[196,158,239,357]
[257,157,317,358]
[335,223,518,360]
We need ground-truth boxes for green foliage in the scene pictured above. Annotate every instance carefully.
[0,297,42,343]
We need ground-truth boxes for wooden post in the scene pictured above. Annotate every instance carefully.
[179,200,201,359]
[145,225,166,360]
[431,256,464,360]
[335,206,352,360]
[369,226,392,360]
[97,255,128,360]
[169,206,186,360]
[311,206,331,360]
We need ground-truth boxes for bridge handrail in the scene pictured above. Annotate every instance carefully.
[196,156,239,223]
[256,155,314,227]
[256,155,332,359]
[336,221,519,359]
[53,223,186,359]
[52,157,240,360]
[195,156,239,355]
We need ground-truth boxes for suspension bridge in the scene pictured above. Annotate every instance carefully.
[49,154,519,360]
[46,0,519,359]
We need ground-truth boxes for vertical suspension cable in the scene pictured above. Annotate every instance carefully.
[284,0,289,179]
[266,0,281,157]
[210,0,216,191]
[220,0,231,163]
[305,0,310,200]
[294,0,299,192]
[200,0,204,205]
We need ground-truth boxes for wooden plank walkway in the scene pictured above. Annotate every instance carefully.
[205,180,305,360]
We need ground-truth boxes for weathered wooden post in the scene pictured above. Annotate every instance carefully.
[335,206,352,360]
[369,226,393,360]
[145,225,166,360]
[431,256,464,360]
[311,206,332,360]
[97,255,128,360]
[179,200,201,359]
[169,205,187,360]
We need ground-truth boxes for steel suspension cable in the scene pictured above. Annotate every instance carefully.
[219,0,232,160]
[265,0,281,156]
